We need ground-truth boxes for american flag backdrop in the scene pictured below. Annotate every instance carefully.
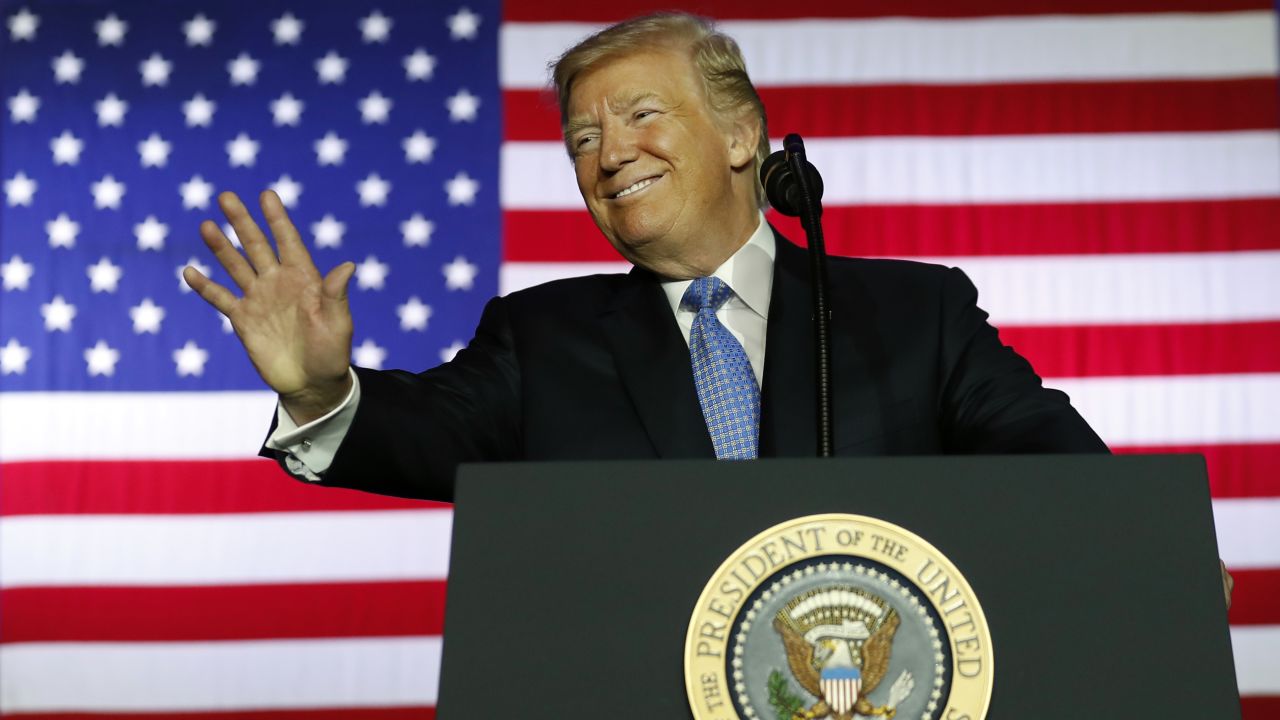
[0,0,1277,717]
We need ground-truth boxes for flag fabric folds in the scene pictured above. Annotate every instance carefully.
[2,0,1278,718]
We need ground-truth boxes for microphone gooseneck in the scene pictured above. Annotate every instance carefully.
[762,133,834,458]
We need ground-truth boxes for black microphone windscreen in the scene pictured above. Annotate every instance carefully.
[761,150,801,217]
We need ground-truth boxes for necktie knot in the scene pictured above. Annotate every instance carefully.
[681,276,734,312]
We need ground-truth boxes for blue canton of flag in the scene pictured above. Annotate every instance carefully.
[0,0,502,391]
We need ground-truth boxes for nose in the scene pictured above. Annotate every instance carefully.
[598,122,638,174]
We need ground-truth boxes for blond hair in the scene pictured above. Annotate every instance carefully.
[551,13,770,206]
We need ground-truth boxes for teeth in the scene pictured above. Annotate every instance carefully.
[614,177,656,198]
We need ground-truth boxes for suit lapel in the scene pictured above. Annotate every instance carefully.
[598,270,715,459]
[759,233,815,456]
[761,230,885,457]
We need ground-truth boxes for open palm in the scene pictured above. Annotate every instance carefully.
[183,190,356,424]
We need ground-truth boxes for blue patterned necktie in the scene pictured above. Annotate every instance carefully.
[681,276,760,460]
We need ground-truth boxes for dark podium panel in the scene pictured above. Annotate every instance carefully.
[437,455,1239,719]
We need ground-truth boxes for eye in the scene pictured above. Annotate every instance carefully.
[634,109,657,121]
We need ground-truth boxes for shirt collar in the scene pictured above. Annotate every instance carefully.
[660,213,775,318]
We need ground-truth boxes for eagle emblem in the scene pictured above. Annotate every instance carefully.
[772,586,915,719]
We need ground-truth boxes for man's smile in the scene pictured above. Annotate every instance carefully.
[610,174,663,199]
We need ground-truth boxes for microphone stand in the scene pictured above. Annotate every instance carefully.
[782,134,834,458]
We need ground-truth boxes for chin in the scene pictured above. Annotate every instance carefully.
[606,233,654,265]
[607,210,677,250]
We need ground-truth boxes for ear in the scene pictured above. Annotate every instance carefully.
[725,109,761,170]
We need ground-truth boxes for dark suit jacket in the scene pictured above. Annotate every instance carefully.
[264,229,1108,500]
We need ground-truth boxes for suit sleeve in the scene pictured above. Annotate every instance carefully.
[935,267,1109,454]
[260,295,522,501]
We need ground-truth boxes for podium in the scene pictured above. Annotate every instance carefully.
[436,455,1239,718]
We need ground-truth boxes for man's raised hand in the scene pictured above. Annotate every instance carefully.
[182,190,356,425]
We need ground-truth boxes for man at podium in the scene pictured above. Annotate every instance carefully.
[183,12,1108,503]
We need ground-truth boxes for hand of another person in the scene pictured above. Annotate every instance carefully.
[183,190,356,425]
[1222,559,1234,609]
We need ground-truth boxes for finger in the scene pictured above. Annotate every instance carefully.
[1222,560,1234,609]
[260,190,316,271]
[182,266,239,317]
[321,261,355,300]
[320,262,356,318]
[199,220,257,292]
[218,191,278,273]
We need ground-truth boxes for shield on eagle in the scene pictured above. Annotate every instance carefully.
[820,666,861,714]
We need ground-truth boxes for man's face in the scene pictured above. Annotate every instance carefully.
[564,49,754,275]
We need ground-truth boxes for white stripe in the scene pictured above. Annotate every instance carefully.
[0,626,1268,712]
[501,132,1280,208]
[500,251,1280,326]
[0,390,277,461]
[1214,498,1280,571]
[0,509,452,587]
[1232,625,1280,695]
[4,480,1264,578]
[6,632,1262,713]
[1050,374,1280,446]
[501,13,1279,88]
[930,251,1280,326]
[15,456,1270,577]
[0,636,441,711]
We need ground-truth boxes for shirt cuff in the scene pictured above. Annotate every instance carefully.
[265,368,360,481]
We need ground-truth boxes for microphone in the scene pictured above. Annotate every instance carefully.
[761,135,824,218]
[760,133,836,459]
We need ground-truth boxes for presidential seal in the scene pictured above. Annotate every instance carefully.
[685,514,992,720]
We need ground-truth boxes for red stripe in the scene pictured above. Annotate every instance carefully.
[504,0,1269,21]
[0,710,435,720]
[502,211,618,262]
[505,80,1280,140]
[1003,322,1280,378]
[778,200,1280,257]
[0,581,446,643]
[1242,696,1280,719]
[503,199,1280,261]
[765,81,1280,137]
[506,90,561,142]
[1228,569,1280,626]
[0,460,447,516]
[1113,445,1280,499]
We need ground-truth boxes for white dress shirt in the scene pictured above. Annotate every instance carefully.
[660,213,775,387]
[267,213,776,479]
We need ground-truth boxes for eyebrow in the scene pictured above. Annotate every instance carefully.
[564,90,664,138]
[564,115,596,139]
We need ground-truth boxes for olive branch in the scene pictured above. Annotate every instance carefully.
[767,669,807,720]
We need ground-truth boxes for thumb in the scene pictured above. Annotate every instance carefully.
[321,261,356,304]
